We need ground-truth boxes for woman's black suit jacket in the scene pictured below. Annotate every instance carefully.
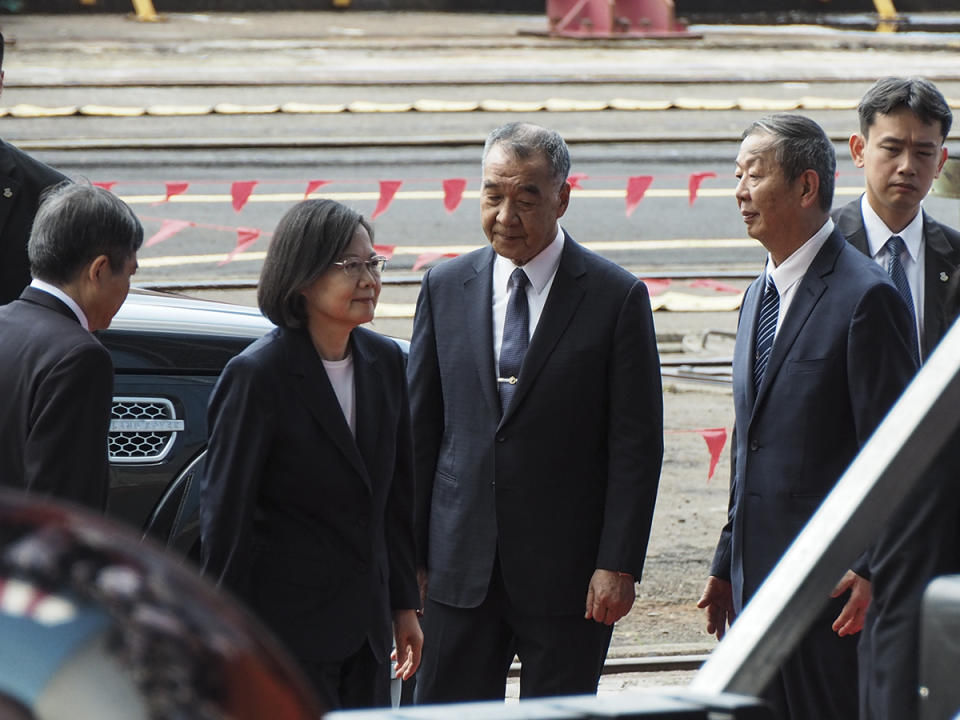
[200,325,419,665]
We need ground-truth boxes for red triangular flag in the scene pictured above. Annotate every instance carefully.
[231,181,258,212]
[641,278,671,296]
[413,252,458,272]
[145,219,194,248]
[304,179,330,200]
[700,428,728,482]
[372,181,402,220]
[690,278,742,294]
[442,178,467,213]
[567,172,589,190]
[219,227,261,265]
[374,244,396,261]
[163,182,190,203]
[688,172,716,206]
[625,176,653,217]
[93,182,117,192]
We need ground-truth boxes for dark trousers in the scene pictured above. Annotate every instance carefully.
[300,639,391,712]
[762,596,859,720]
[414,560,614,704]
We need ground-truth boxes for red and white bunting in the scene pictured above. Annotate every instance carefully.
[372,180,402,220]
[145,219,194,248]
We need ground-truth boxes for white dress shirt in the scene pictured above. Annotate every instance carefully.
[860,194,925,350]
[763,218,835,338]
[29,278,89,331]
[322,353,356,437]
[492,225,565,375]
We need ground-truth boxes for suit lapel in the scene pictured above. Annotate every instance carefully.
[0,144,22,239]
[921,212,960,357]
[735,276,763,411]
[498,233,585,428]
[283,328,371,489]
[351,330,380,491]
[463,247,499,418]
[835,198,869,256]
[753,232,841,413]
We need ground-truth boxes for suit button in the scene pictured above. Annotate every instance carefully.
[357,515,369,528]
[357,562,368,574]
[750,439,759,451]
[497,435,506,443]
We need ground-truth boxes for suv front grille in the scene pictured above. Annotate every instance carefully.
[109,397,184,464]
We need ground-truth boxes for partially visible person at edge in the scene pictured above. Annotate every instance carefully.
[0,31,69,305]
[836,76,960,720]
[199,198,422,711]
[0,181,142,509]
[408,122,663,703]
[698,114,917,720]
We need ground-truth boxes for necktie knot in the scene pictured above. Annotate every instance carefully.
[510,268,529,292]
[887,235,906,260]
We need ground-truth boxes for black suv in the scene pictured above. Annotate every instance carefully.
[99,289,275,561]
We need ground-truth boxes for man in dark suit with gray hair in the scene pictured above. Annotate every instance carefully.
[409,122,663,702]
[699,114,917,720]
[0,182,142,509]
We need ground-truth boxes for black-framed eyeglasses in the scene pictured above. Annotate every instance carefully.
[333,255,387,278]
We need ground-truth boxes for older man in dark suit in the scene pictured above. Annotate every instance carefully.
[0,31,69,305]
[698,114,917,720]
[0,182,142,509]
[408,122,663,702]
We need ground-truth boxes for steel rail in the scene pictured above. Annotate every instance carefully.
[136,270,756,293]
[12,130,868,152]
[508,654,709,678]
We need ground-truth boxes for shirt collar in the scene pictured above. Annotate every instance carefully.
[860,194,924,263]
[29,278,89,331]
[494,224,565,295]
[765,218,835,293]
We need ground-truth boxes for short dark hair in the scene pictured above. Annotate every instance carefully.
[858,76,953,141]
[257,199,373,329]
[0,31,5,71]
[482,122,571,189]
[29,182,143,285]
[743,114,836,213]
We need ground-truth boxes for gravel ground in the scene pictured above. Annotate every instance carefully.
[609,378,734,661]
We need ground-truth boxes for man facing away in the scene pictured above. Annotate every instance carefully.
[408,122,663,702]
[840,77,960,720]
[698,114,917,720]
[0,31,69,305]
[836,76,960,361]
[0,182,142,510]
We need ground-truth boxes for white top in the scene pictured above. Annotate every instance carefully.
[29,278,89,331]
[860,194,925,351]
[322,353,356,437]
[763,218,835,337]
[492,225,565,375]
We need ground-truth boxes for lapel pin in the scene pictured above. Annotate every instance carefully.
[2,188,11,198]
[940,272,949,283]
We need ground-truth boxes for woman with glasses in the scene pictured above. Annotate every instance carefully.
[199,198,422,711]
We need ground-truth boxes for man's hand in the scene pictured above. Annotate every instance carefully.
[697,576,735,641]
[392,609,424,680]
[585,569,635,626]
[831,570,871,637]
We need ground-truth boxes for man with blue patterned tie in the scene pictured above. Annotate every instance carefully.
[409,122,663,703]
[837,78,960,720]
[835,77,960,362]
[698,114,917,720]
